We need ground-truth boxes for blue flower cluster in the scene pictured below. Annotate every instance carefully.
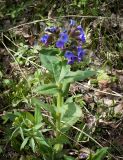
[40,20,86,64]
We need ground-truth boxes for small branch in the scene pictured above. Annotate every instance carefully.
[7,15,123,31]
[76,82,123,98]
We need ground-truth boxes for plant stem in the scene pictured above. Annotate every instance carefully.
[56,83,63,137]
[54,86,64,152]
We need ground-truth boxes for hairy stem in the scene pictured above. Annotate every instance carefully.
[56,83,63,137]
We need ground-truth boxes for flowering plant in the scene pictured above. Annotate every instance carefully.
[31,20,95,157]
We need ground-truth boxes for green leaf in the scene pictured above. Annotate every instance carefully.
[2,112,17,124]
[61,103,83,131]
[33,123,43,130]
[35,136,49,147]
[11,127,20,139]
[34,105,42,124]
[62,70,95,96]
[51,61,70,83]
[64,155,75,160]
[31,98,56,120]
[92,147,108,160]
[65,94,83,103]
[62,81,70,96]
[39,48,59,73]
[23,112,35,123]
[80,0,88,6]
[88,147,108,160]
[64,70,95,83]
[19,127,24,140]
[58,61,70,82]
[20,137,29,150]
[34,83,58,95]
[31,97,51,112]
[52,135,70,145]
[40,48,70,83]
[30,138,36,153]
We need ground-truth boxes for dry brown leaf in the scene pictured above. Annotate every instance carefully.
[114,101,123,114]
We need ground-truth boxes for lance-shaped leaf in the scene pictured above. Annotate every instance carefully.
[64,70,95,83]
[31,97,52,112]
[40,48,71,83]
[61,103,83,132]
[30,138,36,153]
[35,135,50,147]
[34,83,59,95]
[34,105,42,124]
[62,70,95,95]
[39,48,59,73]
[87,147,108,160]
[31,98,56,121]
[52,61,70,83]
[40,48,61,82]
[58,61,70,82]
[20,137,29,150]
[64,155,76,160]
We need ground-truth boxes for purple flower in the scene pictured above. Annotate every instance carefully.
[40,34,49,44]
[59,32,68,43]
[78,153,88,159]
[79,34,86,43]
[77,46,85,62]
[77,25,84,33]
[56,40,65,49]
[70,19,76,27]
[77,25,86,43]
[45,26,57,33]
[56,32,69,49]
[64,51,77,64]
